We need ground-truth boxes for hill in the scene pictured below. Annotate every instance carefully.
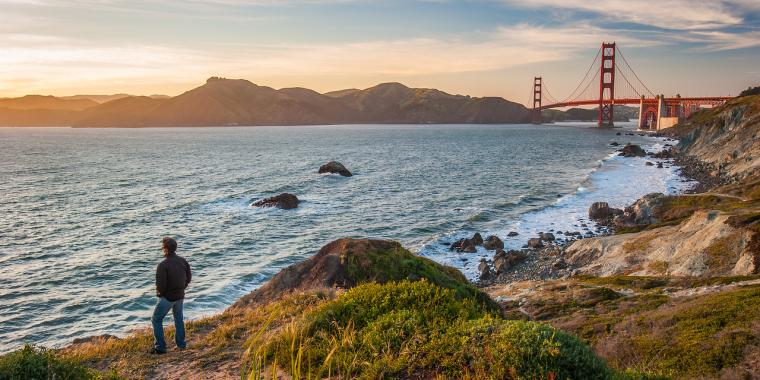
[74,78,530,127]
[0,78,531,127]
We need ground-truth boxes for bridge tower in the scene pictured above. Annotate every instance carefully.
[532,76,542,124]
[598,42,616,127]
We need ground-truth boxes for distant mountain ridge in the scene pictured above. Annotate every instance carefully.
[0,78,531,127]
[75,78,530,127]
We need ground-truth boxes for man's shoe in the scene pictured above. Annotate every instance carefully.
[176,346,186,351]
[148,347,166,355]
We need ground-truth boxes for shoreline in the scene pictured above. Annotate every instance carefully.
[471,133,710,288]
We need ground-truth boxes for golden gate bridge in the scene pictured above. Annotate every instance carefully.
[531,42,733,129]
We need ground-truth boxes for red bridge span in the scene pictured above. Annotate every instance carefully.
[531,42,733,129]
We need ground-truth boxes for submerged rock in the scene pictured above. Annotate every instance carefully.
[251,193,300,209]
[610,142,620,146]
[318,161,353,177]
[646,161,654,166]
[507,231,519,237]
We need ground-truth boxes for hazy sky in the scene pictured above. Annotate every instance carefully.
[1,0,759,105]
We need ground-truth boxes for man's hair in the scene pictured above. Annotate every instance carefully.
[162,237,177,256]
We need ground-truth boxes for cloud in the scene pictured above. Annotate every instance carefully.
[501,0,747,30]
[0,23,668,96]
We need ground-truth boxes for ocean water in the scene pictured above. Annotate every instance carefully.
[0,123,691,352]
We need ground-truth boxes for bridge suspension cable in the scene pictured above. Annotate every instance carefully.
[615,46,657,98]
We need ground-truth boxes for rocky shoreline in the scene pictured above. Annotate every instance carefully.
[472,137,706,288]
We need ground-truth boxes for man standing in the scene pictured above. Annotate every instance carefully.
[150,236,191,354]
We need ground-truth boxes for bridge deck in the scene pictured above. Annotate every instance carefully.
[539,97,733,110]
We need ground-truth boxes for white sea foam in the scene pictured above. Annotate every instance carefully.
[418,135,697,280]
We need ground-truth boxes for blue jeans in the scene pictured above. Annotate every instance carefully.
[151,297,186,352]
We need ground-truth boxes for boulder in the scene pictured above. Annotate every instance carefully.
[471,232,484,245]
[645,161,654,166]
[318,161,352,177]
[588,202,623,224]
[461,243,477,253]
[251,193,300,209]
[483,235,504,250]
[527,238,544,249]
[613,193,666,228]
[450,232,483,252]
[478,259,493,281]
[616,132,622,135]
[620,144,646,157]
[610,142,620,146]
[507,231,519,237]
[540,232,555,242]
[493,249,527,273]
[657,162,664,169]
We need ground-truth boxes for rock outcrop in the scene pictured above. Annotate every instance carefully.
[451,233,483,253]
[251,193,300,209]
[588,202,623,224]
[565,210,756,277]
[493,249,527,273]
[233,238,486,307]
[612,193,665,228]
[318,161,352,177]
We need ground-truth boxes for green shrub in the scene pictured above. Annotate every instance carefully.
[254,280,614,379]
[342,244,498,310]
[0,344,120,380]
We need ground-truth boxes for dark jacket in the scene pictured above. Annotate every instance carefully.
[156,254,191,301]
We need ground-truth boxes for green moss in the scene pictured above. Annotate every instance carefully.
[0,345,122,380]
[256,280,615,379]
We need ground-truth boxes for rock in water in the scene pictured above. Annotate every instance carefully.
[527,238,544,249]
[318,161,353,177]
[471,232,484,245]
[610,142,620,146]
[540,232,555,242]
[507,231,519,237]
[483,235,504,250]
[251,193,299,209]
[620,144,646,157]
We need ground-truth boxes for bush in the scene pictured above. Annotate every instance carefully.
[739,86,760,97]
[0,344,119,380]
[254,280,614,379]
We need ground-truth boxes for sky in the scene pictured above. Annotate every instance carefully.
[1,0,759,106]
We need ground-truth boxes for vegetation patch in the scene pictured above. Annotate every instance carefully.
[597,285,760,378]
[252,280,615,379]
[0,345,121,380]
